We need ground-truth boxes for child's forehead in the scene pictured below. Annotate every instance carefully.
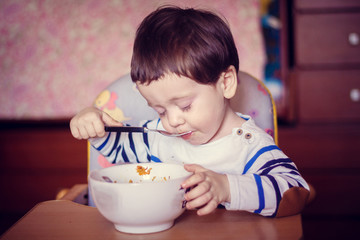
[137,73,197,88]
[136,73,221,97]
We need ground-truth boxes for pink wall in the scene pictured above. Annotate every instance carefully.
[0,0,265,119]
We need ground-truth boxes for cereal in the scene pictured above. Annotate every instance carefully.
[125,166,170,183]
[136,165,152,175]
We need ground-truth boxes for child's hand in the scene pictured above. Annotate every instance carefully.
[70,106,122,140]
[181,164,230,216]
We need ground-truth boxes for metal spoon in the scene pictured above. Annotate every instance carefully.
[104,126,191,137]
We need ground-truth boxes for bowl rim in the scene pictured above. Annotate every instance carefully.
[88,162,192,185]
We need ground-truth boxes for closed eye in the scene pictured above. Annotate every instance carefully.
[151,106,166,117]
[157,110,166,116]
[176,97,193,112]
[181,104,191,112]
[156,110,166,117]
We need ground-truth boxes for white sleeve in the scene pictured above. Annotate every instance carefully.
[223,147,309,217]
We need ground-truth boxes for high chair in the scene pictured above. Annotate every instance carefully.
[59,71,315,208]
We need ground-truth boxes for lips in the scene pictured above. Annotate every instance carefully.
[180,131,192,140]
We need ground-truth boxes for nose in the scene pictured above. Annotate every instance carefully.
[166,109,185,128]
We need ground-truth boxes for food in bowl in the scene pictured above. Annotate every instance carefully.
[136,165,152,175]
[88,162,191,234]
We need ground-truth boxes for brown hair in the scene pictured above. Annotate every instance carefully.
[130,6,239,85]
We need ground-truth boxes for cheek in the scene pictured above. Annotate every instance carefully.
[190,103,223,131]
[159,117,170,131]
[201,94,224,116]
[206,103,228,131]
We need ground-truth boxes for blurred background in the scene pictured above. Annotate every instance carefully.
[0,0,265,119]
[1,0,359,239]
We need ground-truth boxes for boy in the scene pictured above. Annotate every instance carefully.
[70,6,310,217]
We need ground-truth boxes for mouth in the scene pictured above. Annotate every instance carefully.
[180,131,193,140]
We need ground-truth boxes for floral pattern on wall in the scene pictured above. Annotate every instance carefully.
[0,0,265,119]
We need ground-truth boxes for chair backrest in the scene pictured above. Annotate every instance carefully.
[87,71,277,206]
[232,71,278,142]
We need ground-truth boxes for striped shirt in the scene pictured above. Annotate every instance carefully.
[90,115,309,217]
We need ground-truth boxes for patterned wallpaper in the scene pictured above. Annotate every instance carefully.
[0,0,265,119]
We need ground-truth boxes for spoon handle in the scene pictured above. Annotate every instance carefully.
[104,126,146,133]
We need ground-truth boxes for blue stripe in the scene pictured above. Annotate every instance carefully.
[243,145,280,174]
[288,170,300,176]
[129,133,139,162]
[241,116,249,121]
[151,155,162,162]
[284,175,305,188]
[259,158,292,170]
[143,132,149,147]
[142,121,151,161]
[96,133,111,151]
[285,175,303,187]
[113,145,123,163]
[106,132,120,157]
[266,175,281,217]
[144,133,151,162]
[142,120,152,128]
[260,163,298,175]
[156,118,161,128]
[253,174,265,214]
[121,148,129,162]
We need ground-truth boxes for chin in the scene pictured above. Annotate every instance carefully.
[188,140,203,145]
[187,137,212,146]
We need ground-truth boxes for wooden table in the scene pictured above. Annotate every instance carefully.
[0,200,303,240]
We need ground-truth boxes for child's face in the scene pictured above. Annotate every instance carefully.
[137,73,231,145]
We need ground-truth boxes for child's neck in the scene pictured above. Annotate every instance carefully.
[224,108,246,130]
[210,108,246,142]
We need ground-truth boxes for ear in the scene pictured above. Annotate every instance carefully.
[219,66,238,99]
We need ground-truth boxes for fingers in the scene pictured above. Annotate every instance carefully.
[70,107,120,140]
[182,169,205,189]
[70,108,124,140]
[181,165,230,216]
[70,118,88,140]
[184,180,219,216]
[72,120,101,139]
[182,171,218,214]
[196,199,219,216]
[182,164,206,188]
[185,177,210,205]
[70,120,81,139]
[184,164,206,173]
[92,120,106,137]
[102,112,123,127]
[78,125,91,139]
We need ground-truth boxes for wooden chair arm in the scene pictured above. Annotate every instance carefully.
[57,184,89,205]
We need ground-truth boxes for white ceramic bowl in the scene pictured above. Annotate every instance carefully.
[88,163,191,234]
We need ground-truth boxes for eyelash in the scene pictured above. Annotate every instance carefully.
[181,104,191,112]
[157,104,192,117]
